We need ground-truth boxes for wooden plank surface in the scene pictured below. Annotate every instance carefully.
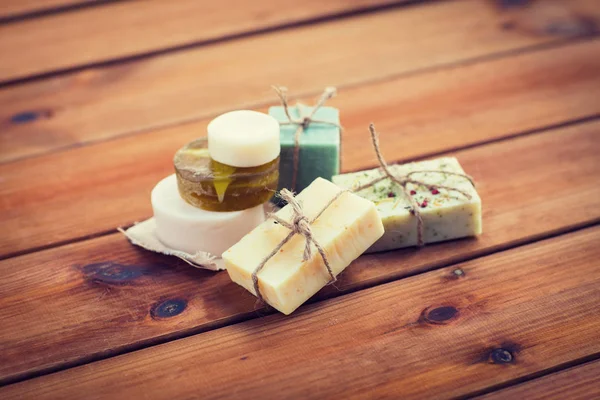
[3,226,599,399]
[0,0,100,20]
[334,39,600,169]
[1,120,599,384]
[1,0,599,396]
[477,360,600,400]
[1,38,598,258]
[0,0,404,82]
[2,0,599,163]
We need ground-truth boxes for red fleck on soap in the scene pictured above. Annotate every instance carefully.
[332,156,482,253]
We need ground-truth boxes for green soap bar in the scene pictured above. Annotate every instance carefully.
[269,104,340,194]
[333,157,482,253]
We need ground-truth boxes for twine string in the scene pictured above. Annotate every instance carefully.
[272,86,342,191]
[251,188,347,303]
[353,124,475,246]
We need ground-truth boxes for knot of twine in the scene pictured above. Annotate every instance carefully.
[272,86,342,191]
[353,124,476,247]
[251,188,347,304]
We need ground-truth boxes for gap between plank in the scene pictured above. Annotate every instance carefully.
[0,0,436,86]
[350,113,600,170]
[1,34,596,167]
[0,0,126,25]
[2,219,598,387]
[0,227,119,262]
[460,352,600,399]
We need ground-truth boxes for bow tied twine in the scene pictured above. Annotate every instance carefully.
[354,124,476,247]
[251,187,347,304]
[272,86,342,191]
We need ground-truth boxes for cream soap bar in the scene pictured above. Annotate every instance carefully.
[152,174,265,256]
[332,157,481,253]
[223,177,384,315]
[208,110,280,168]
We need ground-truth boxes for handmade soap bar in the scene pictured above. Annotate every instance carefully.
[152,174,265,256]
[223,177,384,315]
[208,110,280,168]
[174,138,279,212]
[332,157,481,253]
[269,104,340,193]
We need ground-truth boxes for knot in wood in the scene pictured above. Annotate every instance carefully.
[11,109,53,124]
[426,306,458,323]
[82,262,145,284]
[421,305,459,325]
[150,298,187,320]
[12,111,40,124]
[490,348,514,364]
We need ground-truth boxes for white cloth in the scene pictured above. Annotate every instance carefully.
[120,202,280,271]
[120,218,225,271]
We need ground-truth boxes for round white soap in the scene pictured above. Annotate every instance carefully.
[207,110,280,167]
[152,174,265,257]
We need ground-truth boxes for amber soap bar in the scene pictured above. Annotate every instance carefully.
[174,138,278,212]
[223,178,384,315]
[333,157,481,253]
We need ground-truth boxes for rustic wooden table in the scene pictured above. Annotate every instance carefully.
[1,0,599,398]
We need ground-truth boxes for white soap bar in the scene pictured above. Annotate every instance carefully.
[207,110,280,167]
[152,174,265,256]
[223,178,384,315]
[332,157,482,253]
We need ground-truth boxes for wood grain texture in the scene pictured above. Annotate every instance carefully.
[3,226,599,399]
[1,121,599,384]
[0,0,101,19]
[478,360,600,400]
[2,0,599,163]
[334,38,600,169]
[493,0,600,38]
[0,0,405,82]
[1,39,599,258]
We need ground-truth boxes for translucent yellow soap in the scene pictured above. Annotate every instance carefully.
[174,138,279,212]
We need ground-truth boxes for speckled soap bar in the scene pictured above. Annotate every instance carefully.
[332,157,481,253]
[223,178,384,315]
[269,104,340,193]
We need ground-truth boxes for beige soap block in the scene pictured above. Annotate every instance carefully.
[332,157,481,253]
[223,177,384,315]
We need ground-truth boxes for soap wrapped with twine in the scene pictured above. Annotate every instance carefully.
[251,188,347,303]
[354,124,476,247]
[272,86,342,191]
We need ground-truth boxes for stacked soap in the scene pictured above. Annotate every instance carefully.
[152,110,281,258]
[152,175,265,257]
